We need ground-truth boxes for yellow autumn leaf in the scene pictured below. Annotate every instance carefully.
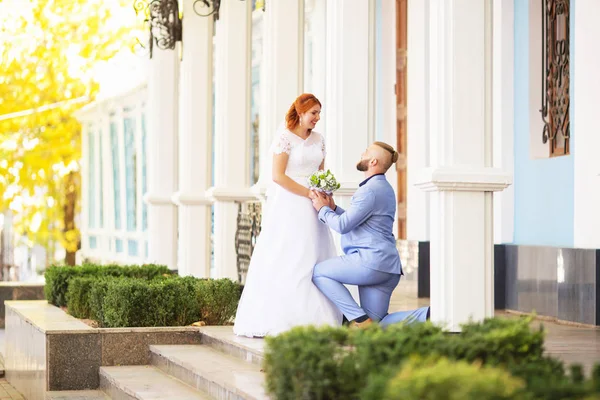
[0,0,136,264]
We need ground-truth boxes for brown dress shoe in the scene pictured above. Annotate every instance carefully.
[349,318,373,329]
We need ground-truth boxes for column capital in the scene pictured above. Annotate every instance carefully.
[171,191,213,206]
[144,192,175,205]
[206,186,257,202]
[415,167,512,193]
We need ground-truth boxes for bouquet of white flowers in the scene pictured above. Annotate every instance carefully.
[308,169,341,195]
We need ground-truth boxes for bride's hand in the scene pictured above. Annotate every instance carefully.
[327,195,336,210]
[308,190,318,200]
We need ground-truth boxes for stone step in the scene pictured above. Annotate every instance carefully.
[150,345,268,400]
[99,365,210,400]
[198,326,265,367]
[46,390,111,400]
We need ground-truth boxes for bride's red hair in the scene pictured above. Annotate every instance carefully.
[285,93,322,130]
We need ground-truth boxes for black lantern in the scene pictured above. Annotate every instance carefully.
[134,0,182,58]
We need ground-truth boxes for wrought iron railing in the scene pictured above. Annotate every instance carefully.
[235,201,262,284]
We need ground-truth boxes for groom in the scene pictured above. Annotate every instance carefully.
[310,141,430,328]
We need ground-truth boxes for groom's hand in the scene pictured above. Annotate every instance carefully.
[311,191,330,212]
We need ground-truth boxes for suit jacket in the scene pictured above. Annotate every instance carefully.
[318,174,403,275]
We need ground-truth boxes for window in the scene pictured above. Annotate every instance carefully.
[88,129,96,229]
[540,0,570,157]
[141,112,148,232]
[110,120,122,230]
[98,128,104,228]
[124,114,137,232]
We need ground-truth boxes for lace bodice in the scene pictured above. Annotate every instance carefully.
[270,130,327,178]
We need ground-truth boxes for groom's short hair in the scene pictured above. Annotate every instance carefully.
[373,141,399,171]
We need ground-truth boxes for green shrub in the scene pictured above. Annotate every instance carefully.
[507,357,600,400]
[264,326,355,400]
[382,357,526,400]
[44,263,172,307]
[102,278,158,327]
[66,276,95,318]
[263,317,600,400]
[100,276,240,328]
[88,278,113,327]
[44,264,90,307]
[150,277,201,327]
[122,264,173,280]
[196,278,242,325]
[450,316,546,366]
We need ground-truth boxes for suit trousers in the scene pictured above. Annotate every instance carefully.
[313,253,401,321]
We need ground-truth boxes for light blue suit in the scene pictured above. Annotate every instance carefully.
[313,174,430,324]
[313,174,404,322]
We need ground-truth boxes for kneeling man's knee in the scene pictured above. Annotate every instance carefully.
[312,263,323,279]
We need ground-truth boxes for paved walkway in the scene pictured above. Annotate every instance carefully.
[0,380,23,400]
[390,279,600,374]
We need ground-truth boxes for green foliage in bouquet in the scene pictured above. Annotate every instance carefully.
[308,169,342,194]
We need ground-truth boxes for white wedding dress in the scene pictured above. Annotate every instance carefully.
[233,128,343,338]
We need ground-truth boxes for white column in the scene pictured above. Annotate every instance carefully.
[144,45,179,269]
[325,1,375,303]
[415,0,511,332]
[406,0,430,241]
[325,0,375,195]
[253,0,303,198]
[208,0,253,280]
[574,0,600,248]
[304,0,326,100]
[492,0,515,244]
[172,1,214,278]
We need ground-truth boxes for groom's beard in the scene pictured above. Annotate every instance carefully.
[356,159,369,172]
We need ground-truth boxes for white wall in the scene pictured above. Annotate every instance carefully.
[573,0,600,248]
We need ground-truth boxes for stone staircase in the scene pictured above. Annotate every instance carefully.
[46,327,268,400]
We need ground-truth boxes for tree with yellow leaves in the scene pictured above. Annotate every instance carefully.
[0,0,136,266]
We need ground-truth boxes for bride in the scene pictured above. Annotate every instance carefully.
[233,93,343,337]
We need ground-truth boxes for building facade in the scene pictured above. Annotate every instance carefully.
[77,0,600,328]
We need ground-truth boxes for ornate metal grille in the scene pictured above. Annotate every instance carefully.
[235,201,262,284]
[134,0,182,58]
[540,0,570,156]
[193,0,256,21]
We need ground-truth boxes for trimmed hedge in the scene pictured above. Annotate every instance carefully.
[381,356,525,400]
[196,278,243,325]
[264,317,600,400]
[66,276,95,318]
[58,263,242,328]
[102,277,200,327]
[45,263,172,307]
[88,277,112,323]
[99,276,240,328]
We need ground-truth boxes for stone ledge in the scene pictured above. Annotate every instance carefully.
[4,301,204,398]
[5,301,92,334]
[0,283,45,329]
